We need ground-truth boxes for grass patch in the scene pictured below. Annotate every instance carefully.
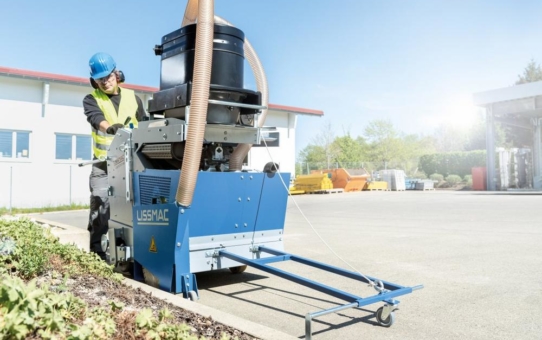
[0,203,89,216]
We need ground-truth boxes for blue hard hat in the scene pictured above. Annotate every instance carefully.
[89,52,116,79]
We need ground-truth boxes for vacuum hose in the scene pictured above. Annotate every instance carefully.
[176,0,269,206]
[176,0,214,207]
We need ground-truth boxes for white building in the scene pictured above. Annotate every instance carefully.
[0,66,322,208]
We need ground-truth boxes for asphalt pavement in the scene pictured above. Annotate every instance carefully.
[27,190,542,340]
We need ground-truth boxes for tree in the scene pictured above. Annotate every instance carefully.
[432,124,468,152]
[297,121,339,171]
[312,121,339,169]
[515,59,542,85]
[401,134,435,160]
[363,119,403,167]
[333,133,365,166]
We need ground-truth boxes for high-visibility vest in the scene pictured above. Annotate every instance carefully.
[90,87,139,159]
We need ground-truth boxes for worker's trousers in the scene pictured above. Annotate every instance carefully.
[88,163,109,260]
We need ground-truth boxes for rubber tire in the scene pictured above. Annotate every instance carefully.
[187,290,199,301]
[375,306,395,327]
[229,265,247,274]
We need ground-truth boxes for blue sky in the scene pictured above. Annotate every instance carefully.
[2,0,541,155]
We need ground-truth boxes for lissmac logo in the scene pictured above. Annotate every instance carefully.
[137,208,169,226]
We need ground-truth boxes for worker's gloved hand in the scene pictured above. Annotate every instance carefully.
[106,124,125,135]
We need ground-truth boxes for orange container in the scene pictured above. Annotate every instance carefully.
[471,167,487,191]
[311,168,369,192]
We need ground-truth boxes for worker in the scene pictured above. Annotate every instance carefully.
[83,52,146,260]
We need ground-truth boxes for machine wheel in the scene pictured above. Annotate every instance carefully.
[229,265,247,274]
[187,290,199,301]
[375,306,395,327]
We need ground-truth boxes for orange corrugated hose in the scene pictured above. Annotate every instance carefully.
[176,0,214,206]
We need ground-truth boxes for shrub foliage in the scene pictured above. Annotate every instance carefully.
[419,150,486,178]
[0,218,233,340]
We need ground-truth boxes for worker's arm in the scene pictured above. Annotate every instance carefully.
[135,95,148,122]
[83,94,109,132]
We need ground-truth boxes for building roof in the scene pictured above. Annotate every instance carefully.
[0,66,323,116]
[473,81,542,118]
[473,80,542,106]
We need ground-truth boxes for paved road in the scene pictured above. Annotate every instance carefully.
[28,190,542,340]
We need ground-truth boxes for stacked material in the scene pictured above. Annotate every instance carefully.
[378,170,406,191]
[415,180,434,190]
[312,168,369,192]
[405,178,421,190]
[363,181,389,191]
[292,174,334,193]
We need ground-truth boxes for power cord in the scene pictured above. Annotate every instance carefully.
[260,137,384,292]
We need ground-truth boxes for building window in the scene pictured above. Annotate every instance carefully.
[0,130,30,158]
[55,134,92,160]
[253,132,280,147]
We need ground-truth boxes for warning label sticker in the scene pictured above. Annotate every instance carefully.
[149,236,157,253]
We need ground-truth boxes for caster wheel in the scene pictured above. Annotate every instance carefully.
[375,306,395,327]
[229,265,247,274]
[187,290,199,301]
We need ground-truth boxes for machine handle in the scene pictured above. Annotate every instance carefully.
[207,99,267,111]
[78,157,107,167]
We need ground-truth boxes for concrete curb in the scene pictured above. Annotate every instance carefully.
[123,279,299,340]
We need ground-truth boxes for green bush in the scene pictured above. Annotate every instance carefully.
[464,175,473,188]
[0,218,120,280]
[429,173,444,182]
[445,174,462,186]
[419,150,486,178]
[411,171,427,179]
[0,218,228,340]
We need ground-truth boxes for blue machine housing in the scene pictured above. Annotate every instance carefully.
[129,167,422,339]
[131,169,290,295]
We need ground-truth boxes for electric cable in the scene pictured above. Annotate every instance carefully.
[259,137,384,292]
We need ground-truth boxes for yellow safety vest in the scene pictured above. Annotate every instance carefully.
[90,87,139,159]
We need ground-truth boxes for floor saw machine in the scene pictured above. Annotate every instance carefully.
[100,0,422,337]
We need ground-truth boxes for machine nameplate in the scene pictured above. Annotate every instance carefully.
[112,154,125,171]
[136,208,169,226]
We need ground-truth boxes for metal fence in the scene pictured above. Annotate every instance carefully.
[295,159,423,177]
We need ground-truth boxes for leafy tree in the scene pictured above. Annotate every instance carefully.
[313,121,339,169]
[432,124,468,152]
[515,59,542,85]
[297,121,339,171]
[401,134,435,161]
[363,119,403,167]
[298,144,326,163]
[333,133,365,166]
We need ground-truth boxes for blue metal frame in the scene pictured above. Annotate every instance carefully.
[220,246,423,339]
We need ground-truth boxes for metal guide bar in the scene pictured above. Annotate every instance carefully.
[219,247,423,340]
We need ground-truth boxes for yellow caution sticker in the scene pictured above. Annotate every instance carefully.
[149,236,157,253]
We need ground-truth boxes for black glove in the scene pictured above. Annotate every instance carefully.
[106,123,124,135]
